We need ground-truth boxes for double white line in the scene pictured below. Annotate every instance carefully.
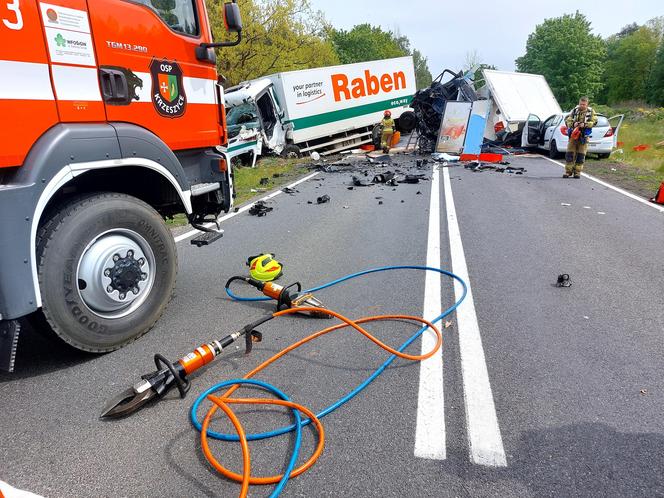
[414,166,507,467]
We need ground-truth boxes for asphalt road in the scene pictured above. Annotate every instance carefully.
[2,155,664,498]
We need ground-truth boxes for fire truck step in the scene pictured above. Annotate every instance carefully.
[190,230,224,247]
[0,319,20,373]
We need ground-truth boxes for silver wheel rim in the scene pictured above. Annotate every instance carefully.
[76,229,157,319]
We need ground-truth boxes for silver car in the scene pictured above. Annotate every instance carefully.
[522,112,625,159]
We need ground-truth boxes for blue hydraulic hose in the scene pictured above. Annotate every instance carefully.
[195,265,466,438]
[194,379,301,498]
[192,265,467,495]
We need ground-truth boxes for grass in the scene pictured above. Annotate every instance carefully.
[165,156,309,228]
[580,104,664,198]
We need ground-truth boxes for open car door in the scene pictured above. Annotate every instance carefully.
[608,114,625,148]
[521,114,542,147]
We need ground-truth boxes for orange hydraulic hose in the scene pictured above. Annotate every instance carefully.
[197,308,442,497]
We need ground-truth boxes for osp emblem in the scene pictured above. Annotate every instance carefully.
[150,58,187,118]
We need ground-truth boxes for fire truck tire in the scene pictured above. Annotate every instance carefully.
[35,192,177,352]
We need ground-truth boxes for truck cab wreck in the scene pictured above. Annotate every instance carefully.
[222,56,419,164]
[0,0,243,371]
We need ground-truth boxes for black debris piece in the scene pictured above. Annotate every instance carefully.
[307,201,313,204]
[352,176,373,187]
[401,174,428,184]
[378,201,383,205]
[401,200,405,203]
[416,191,422,195]
[282,187,299,195]
[234,207,240,213]
[372,171,395,183]
[272,173,282,178]
[347,186,354,190]
[249,201,273,217]
[556,274,572,287]
[368,155,392,163]
[259,177,270,186]
[411,68,478,153]
[375,196,383,200]
[316,195,330,204]
[386,178,398,187]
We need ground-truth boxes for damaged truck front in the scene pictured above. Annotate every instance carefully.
[222,56,418,164]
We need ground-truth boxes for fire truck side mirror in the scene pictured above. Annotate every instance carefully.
[223,2,243,33]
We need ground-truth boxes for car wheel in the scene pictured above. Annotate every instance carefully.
[36,192,177,352]
[549,140,562,159]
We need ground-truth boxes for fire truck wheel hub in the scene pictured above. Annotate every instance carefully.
[76,229,156,319]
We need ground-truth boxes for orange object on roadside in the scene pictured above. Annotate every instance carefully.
[633,144,650,152]
[391,131,401,147]
[360,144,375,151]
[653,182,664,205]
[617,141,625,147]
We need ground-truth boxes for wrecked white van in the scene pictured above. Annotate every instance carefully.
[222,56,418,165]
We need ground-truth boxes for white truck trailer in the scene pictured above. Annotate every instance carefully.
[222,56,418,164]
[477,69,562,145]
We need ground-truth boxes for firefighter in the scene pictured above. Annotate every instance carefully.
[564,96,598,178]
[380,110,395,153]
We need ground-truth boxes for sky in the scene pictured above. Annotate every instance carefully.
[308,0,663,75]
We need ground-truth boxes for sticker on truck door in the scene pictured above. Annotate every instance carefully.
[150,59,187,118]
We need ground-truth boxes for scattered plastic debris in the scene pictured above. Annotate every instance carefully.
[432,152,460,162]
[282,187,299,195]
[561,203,571,207]
[249,201,273,217]
[316,195,330,204]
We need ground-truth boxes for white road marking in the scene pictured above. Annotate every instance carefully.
[173,172,319,243]
[542,156,664,213]
[442,167,507,467]
[414,166,446,460]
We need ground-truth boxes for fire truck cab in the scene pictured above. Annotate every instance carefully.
[0,0,242,371]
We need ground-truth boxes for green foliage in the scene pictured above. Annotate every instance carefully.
[472,64,497,88]
[515,12,606,109]
[646,41,664,105]
[329,24,432,89]
[206,0,339,86]
[329,24,406,64]
[604,24,661,104]
[413,49,433,89]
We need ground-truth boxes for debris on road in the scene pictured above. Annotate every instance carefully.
[249,201,273,217]
[259,177,270,186]
[316,195,330,204]
[282,187,299,195]
[556,274,572,287]
[432,152,460,162]
[561,203,571,207]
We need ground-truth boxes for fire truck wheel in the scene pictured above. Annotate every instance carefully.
[280,144,301,159]
[36,193,177,352]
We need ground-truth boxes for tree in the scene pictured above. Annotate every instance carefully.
[646,40,664,105]
[515,12,606,109]
[603,23,662,104]
[413,49,432,89]
[329,24,432,89]
[329,24,406,65]
[206,0,339,86]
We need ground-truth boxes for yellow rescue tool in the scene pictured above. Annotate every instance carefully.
[247,253,283,282]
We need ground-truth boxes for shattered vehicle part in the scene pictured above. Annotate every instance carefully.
[410,69,478,153]
[249,201,273,217]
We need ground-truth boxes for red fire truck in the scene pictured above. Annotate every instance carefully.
[0,0,242,371]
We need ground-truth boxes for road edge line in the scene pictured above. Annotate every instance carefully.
[540,156,664,213]
[414,166,446,460]
[442,166,507,467]
[173,172,320,243]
